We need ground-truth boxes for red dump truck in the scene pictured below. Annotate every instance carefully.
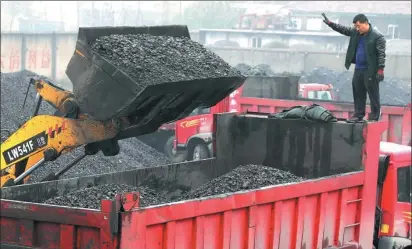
[1,112,411,249]
[138,80,337,161]
[173,76,411,161]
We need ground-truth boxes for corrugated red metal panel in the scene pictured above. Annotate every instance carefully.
[238,98,411,145]
[0,198,120,249]
[118,173,366,249]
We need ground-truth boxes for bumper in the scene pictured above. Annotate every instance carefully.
[378,236,412,249]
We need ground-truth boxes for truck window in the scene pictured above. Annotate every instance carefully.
[397,166,411,203]
[198,107,211,115]
[318,91,332,100]
[188,107,210,116]
[307,91,315,99]
[307,90,332,100]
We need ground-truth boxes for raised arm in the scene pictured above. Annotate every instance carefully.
[322,13,355,37]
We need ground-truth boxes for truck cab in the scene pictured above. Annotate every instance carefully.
[376,142,411,248]
[299,83,336,100]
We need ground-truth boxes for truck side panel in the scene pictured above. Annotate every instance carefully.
[237,98,411,145]
[119,173,365,249]
[0,200,119,249]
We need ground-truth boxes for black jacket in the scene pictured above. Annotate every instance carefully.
[329,22,386,76]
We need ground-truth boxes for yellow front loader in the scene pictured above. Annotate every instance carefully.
[0,25,245,187]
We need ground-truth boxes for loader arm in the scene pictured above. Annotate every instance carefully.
[1,79,121,187]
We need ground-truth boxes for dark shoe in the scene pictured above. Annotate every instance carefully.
[346,116,364,123]
[367,112,381,122]
[367,117,380,122]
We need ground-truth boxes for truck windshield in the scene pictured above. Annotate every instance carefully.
[188,107,211,116]
[307,90,332,100]
[397,166,411,203]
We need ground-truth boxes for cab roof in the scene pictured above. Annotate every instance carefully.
[299,83,333,90]
[380,141,411,165]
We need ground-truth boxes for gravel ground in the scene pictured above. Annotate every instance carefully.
[90,34,242,87]
[233,64,410,106]
[41,184,164,209]
[39,164,303,209]
[1,70,171,183]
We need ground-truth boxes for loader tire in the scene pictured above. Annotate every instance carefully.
[164,136,188,163]
[192,143,209,161]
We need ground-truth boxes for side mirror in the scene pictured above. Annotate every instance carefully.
[377,155,390,186]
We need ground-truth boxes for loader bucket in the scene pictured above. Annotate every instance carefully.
[65,25,245,136]
[242,75,300,100]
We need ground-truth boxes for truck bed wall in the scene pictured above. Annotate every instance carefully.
[0,116,386,249]
[214,113,364,178]
[238,98,411,145]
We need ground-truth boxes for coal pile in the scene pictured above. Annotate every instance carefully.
[1,70,56,135]
[245,64,275,76]
[39,164,304,209]
[234,63,252,74]
[176,164,304,201]
[300,67,411,106]
[26,138,172,183]
[255,64,275,75]
[41,184,165,209]
[90,34,242,86]
[1,71,171,184]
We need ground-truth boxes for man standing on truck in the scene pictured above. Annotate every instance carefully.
[322,13,386,122]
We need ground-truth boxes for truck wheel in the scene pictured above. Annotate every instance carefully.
[164,136,188,163]
[192,143,209,161]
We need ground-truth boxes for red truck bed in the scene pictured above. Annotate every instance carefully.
[0,114,386,249]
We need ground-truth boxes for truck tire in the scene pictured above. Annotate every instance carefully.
[164,136,188,163]
[192,143,209,161]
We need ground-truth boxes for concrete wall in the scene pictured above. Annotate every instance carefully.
[1,32,410,89]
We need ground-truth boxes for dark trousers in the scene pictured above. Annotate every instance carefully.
[352,69,381,120]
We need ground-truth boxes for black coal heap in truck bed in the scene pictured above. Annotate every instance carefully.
[66,25,245,137]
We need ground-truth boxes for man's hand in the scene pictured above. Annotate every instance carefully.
[322,13,331,25]
[376,69,384,82]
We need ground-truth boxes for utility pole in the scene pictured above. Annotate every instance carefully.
[180,1,182,24]
[137,1,141,25]
[59,2,63,23]
[111,2,114,26]
[122,1,125,25]
[91,1,95,26]
[77,1,80,29]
